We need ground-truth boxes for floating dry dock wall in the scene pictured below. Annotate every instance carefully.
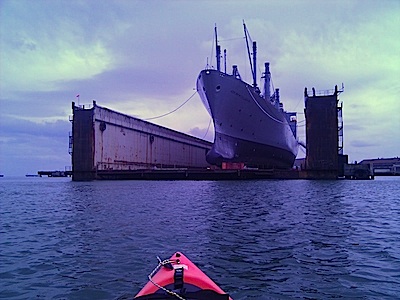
[304,86,342,179]
[71,101,212,181]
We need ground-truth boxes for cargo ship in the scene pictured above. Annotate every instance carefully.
[196,22,298,169]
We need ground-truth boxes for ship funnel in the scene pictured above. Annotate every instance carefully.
[275,88,280,102]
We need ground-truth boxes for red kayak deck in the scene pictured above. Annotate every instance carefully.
[134,252,232,300]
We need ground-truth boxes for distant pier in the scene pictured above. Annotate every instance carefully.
[37,170,72,177]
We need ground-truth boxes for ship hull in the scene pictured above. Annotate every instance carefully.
[208,132,298,169]
[197,69,298,169]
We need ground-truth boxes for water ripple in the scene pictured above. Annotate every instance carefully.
[0,177,399,299]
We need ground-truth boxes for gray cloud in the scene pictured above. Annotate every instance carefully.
[188,126,214,143]
[0,115,70,139]
[350,140,379,148]
[0,116,71,175]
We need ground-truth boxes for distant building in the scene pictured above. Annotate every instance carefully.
[359,157,400,175]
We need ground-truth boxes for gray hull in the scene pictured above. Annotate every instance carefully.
[197,69,298,169]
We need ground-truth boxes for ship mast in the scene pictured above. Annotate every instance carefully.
[253,41,257,88]
[224,49,227,73]
[243,21,257,87]
[215,24,221,72]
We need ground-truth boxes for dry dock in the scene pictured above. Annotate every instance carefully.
[70,101,309,181]
[71,87,373,181]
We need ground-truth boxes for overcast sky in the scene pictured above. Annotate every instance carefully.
[1,0,399,176]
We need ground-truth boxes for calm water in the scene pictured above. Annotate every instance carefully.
[0,177,399,299]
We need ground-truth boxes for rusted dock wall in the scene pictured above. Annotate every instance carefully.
[72,105,95,181]
[304,87,339,178]
[72,101,212,181]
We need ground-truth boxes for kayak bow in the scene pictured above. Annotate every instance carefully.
[134,252,232,300]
